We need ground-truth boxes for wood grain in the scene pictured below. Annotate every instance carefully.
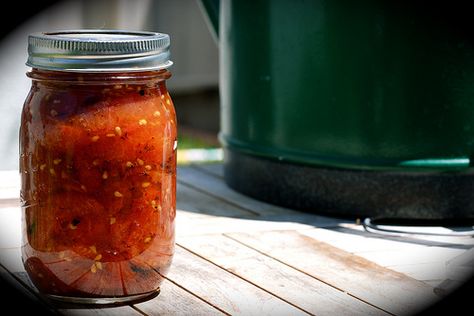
[226,230,441,316]
[168,246,308,315]
[1,166,471,316]
[135,279,225,316]
[192,163,224,178]
[178,234,388,316]
[0,247,23,273]
[178,167,343,227]
[176,210,320,237]
[58,307,142,316]
[177,183,258,218]
[177,167,296,217]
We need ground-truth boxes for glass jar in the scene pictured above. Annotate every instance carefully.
[19,30,176,304]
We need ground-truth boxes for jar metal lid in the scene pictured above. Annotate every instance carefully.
[26,30,172,72]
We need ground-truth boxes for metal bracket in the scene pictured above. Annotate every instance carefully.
[363,218,474,237]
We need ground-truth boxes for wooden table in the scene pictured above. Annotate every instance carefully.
[1,164,473,315]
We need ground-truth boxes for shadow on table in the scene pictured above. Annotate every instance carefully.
[177,163,474,316]
[0,273,54,315]
[178,163,474,250]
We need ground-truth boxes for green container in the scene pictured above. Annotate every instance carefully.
[201,0,474,219]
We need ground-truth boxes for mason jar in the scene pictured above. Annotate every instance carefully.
[19,30,176,304]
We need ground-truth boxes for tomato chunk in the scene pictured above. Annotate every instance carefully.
[21,74,176,297]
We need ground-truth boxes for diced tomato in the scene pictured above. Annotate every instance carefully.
[107,185,161,261]
[21,76,176,297]
[26,193,106,253]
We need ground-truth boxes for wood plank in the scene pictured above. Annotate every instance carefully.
[299,228,423,254]
[384,262,448,284]
[192,163,224,178]
[167,246,307,315]
[299,228,472,286]
[0,244,223,315]
[445,248,474,282]
[0,226,141,315]
[226,230,440,316]
[0,248,24,273]
[0,262,140,316]
[355,247,464,268]
[58,307,142,316]
[0,249,140,315]
[178,235,387,316]
[299,228,470,282]
[177,210,322,237]
[178,183,258,218]
[177,167,295,217]
[135,279,225,315]
[178,166,343,227]
[176,206,345,236]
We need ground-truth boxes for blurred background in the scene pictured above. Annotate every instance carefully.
[0,0,220,170]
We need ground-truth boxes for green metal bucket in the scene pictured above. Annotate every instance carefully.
[201,0,474,219]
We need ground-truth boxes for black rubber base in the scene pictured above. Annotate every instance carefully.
[224,149,474,220]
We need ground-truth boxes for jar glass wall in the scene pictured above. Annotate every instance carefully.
[20,67,176,303]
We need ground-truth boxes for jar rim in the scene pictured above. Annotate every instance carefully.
[26,29,173,72]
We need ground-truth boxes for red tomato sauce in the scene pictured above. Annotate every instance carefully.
[20,70,176,297]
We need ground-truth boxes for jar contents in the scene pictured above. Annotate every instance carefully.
[20,70,176,298]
